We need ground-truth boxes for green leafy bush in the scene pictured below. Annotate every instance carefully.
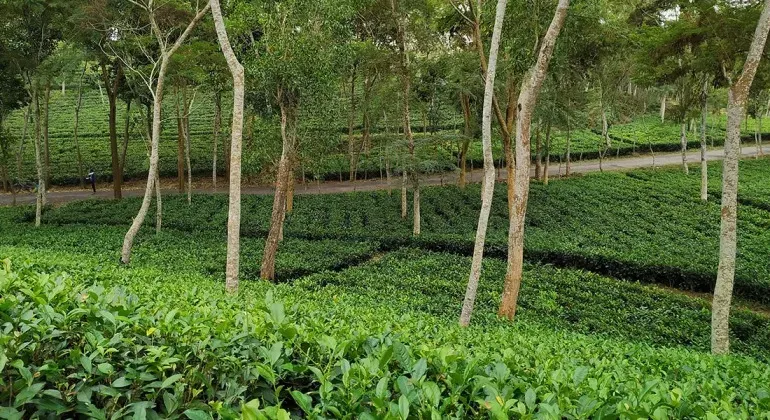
[3,255,770,418]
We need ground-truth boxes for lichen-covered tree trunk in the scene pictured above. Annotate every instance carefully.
[212,0,245,293]
[712,0,770,355]
[459,0,507,327]
[260,91,297,281]
[680,122,689,174]
[660,92,667,122]
[499,0,569,321]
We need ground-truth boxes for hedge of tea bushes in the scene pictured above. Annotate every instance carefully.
[3,249,770,418]
[31,158,770,304]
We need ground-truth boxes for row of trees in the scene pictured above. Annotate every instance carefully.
[2,0,770,357]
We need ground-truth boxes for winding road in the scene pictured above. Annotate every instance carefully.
[3,144,770,206]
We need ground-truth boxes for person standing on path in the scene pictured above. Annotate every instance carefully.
[87,169,96,194]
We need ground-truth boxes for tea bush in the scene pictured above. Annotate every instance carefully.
[38,158,770,304]
[3,253,770,418]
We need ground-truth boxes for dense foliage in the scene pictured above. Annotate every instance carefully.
[3,245,770,418]
[35,158,770,305]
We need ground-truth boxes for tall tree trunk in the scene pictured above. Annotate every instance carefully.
[287,151,295,214]
[260,89,298,281]
[348,67,357,182]
[75,65,86,189]
[121,2,210,264]
[602,108,611,148]
[393,0,419,235]
[757,114,765,156]
[212,0,245,293]
[499,0,569,321]
[175,86,184,192]
[701,80,709,202]
[712,0,770,355]
[459,93,472,188]
[42,81,51,191]
[660,92,667,123]
[103,63,123,200]
[401,169,407,219]
[183,87,192,204]
[460,0,507,327]
[0,114,8,193]
[213,90,222,192]
[122,97,131,177]
[544,122,551,185]
[535,121,542,180]
[680,122,689,174]
[33,85,44,227]
[15,105,31,204]
[459,137,470,188]
[565,122,572,176]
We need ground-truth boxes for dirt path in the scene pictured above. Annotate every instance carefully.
[4,144,770,206]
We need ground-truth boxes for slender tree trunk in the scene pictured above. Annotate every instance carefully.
[260,90,297,281]
[75,65,86,189]
[185,114,192,204]
[701,80,709,202]
[661,93,667,123]
[122,97,131,177]
[13,105,30,205]
[460,0,507,327]
[401,169,407,219]
[459,138,470,188]
[154,166,162,233]
[385,136,392,195]
[212,0,245,293]
[757,114,765,156]
[544,122,551,185]
[681,122,689,174]
[175,86,185,192]
[287,151,295,214]
[43,82,51,190]
[712,0,770,355]
[213,90,222,192]
[121,3,210,264]
[183,87,192,204]
[499,0,569,321]
[565,123,572,176]
[392,0,419,235]
[602,108,611,148]
[0,114,8,193]
[535,121,542,180]
[33,85,44,227]
[348,67,357,182]
[103,63,123,199]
